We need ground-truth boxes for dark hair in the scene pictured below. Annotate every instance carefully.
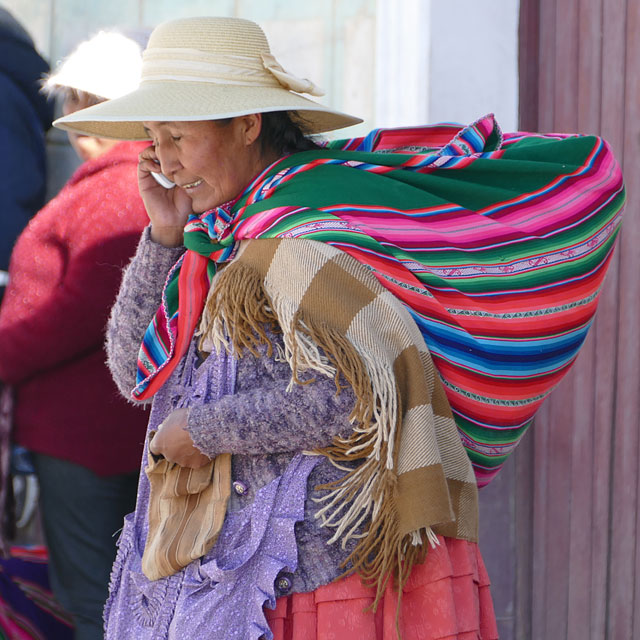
[258,111,323,155]
[215,111,322,156]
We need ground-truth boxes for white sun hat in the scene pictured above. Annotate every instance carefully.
[44,31,144,100]
[53,16,362,139]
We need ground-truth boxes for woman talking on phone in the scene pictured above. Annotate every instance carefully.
[54,16,624,640]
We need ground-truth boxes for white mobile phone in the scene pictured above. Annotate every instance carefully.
[151,171,175,189]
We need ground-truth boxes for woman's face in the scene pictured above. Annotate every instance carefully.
[142,117,267,213]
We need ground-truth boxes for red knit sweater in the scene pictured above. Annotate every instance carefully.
[0,141,150,475]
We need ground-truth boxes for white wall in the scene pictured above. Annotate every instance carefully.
[375,0,431,128]
[375,0,519,132]
[428,0,519,131]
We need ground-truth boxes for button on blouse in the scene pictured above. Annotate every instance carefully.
[275,572,293,594]
[233,480,248,496]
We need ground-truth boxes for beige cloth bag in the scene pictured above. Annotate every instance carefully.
[141,445,232,581]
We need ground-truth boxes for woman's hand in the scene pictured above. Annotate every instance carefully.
[149,408,211,468]
[138,145,193,247]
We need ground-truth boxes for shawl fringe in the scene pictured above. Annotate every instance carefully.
[197,259,437,609]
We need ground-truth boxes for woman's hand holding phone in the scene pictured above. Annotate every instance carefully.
[138,145,192,247]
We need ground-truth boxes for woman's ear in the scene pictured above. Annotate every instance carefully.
[240,113,262,146]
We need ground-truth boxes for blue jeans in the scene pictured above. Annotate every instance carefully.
[33,454,138,640]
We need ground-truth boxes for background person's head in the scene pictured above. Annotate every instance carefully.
[43,31,144,161]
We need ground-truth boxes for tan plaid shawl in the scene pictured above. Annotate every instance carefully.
[198,237,478,604]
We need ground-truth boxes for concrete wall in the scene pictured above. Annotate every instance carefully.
[375,0,519,131]
[429,0,519,131]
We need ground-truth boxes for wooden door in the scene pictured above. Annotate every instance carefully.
[513,1,640,638]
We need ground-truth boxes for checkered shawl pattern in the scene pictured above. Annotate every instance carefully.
[198,237,478,599]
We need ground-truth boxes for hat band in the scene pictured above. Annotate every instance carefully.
[141,48,323,96]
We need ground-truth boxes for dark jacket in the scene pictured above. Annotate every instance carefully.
[0,9,54,272]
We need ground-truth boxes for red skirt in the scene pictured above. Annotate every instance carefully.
[266,537,498,640]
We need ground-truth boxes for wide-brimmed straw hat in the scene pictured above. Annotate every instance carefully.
[53,16,362,139]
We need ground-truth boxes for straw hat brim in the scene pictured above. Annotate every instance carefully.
[54,81,362,139]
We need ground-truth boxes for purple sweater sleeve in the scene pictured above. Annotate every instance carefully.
[105,226,185,400]
[187,339,356,457]
[107,229,356,452]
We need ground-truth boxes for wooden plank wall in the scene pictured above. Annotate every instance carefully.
[517,0,640,638]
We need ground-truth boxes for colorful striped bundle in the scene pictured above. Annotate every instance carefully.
[0,546,73,639]
[134,114,624,486]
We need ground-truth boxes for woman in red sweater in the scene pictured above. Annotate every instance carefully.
[0,32,150,640]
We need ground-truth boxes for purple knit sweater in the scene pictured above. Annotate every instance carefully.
[104,228,357,638]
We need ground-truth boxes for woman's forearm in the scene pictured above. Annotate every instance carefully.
[187,343,355,457]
